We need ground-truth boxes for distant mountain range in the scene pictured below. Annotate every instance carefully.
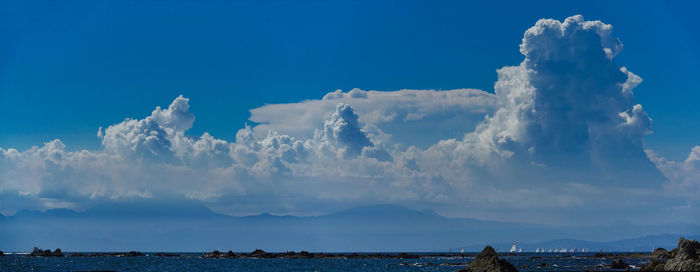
[0,202,697,252]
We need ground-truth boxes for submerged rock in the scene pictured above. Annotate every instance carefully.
[154,252,181,257]
[641,237,700,271]
[457,246,518,272]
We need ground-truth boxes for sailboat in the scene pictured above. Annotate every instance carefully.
[548,248,552,253]
[518,248,523,253]
[509,242,517,253]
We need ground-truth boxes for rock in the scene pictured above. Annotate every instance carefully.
[641,259,666,271]
[677,238,699,259]
[0,250,4,256]
[249,249,273,258]
[203,250,223,258]
[74,252,144,257]
[594,252,614,258]
[222,250,237,258]
[652,248,669,257]
[277,250,316,259]
[396,252,420,259]
[641,237,700,271]
[457,246,518,272]
[154,252,181,257]
[537,262,547,268]
[610,258,629,269]
[121,251,145,257]
[29,247,63,257]
[663,238,700,271]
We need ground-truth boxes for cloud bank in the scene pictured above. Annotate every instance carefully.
[249,88,496,148]
[0,15,696,224]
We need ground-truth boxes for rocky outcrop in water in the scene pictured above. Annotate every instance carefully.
[29,247,63,257]
[66,251,145,257]
[0,250,4,256]
[249,249,274,258]
[641,237,700,271]
[154,252,181,257]
[202,250,239,258]
[652,247,671,258]
[609,258,629,269]
[457,245,518,272]
[201,249,420,259]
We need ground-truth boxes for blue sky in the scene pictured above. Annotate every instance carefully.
[1,1,699,225]
[2,0,698,160]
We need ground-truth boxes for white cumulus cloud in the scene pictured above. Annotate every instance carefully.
[0,15,696,224]
[249,88,496,148]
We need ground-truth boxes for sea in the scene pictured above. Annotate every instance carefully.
[0,252,651,271]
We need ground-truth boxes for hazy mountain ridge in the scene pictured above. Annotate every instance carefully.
[1,203,697,252]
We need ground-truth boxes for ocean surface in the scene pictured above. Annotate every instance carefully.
[0,252,650,271]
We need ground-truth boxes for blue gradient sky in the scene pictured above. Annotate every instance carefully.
[1,0,698,161]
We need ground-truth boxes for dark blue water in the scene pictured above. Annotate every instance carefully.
[0,253,650,271]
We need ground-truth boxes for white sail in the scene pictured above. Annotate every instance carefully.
[518,248,522,253]
[509,242,517,253]
[548,248,552,253]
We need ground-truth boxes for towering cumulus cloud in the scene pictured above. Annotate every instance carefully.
[431,15,664,187]
[98,95,195,160]
[0,15,695,223]
[321,103,373,158]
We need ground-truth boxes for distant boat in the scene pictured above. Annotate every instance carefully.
[509,242,517,253]
[518,248,522,253]
[548,248,552,253]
